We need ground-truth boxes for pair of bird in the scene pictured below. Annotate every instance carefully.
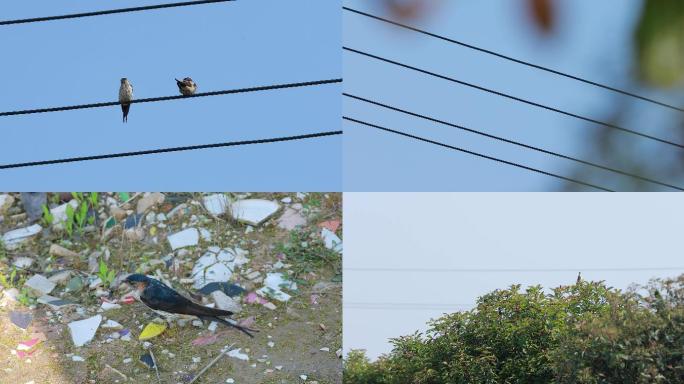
[123,273,257,338]
[118,77,197,123]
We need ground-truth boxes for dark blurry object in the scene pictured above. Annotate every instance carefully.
[635,0,684,87]
[20,192,46,222]
[528,0,555,33]
[384,0,438,20]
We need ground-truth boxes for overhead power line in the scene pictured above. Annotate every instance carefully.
[343,6,684,113]
[0,131,342,170]
[343,46,684,150]
[345,267,684,273]
[0,0,235,26]
[344,93,683,191]
[0,78,342,117]
[343,116,614,191]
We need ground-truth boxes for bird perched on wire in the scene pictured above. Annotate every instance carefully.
[118,78,133,123]
[124,274,256,337]
[175,77,197,96]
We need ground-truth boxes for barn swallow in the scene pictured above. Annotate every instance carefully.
[119,78,133,123]
[175,77,197,96]
[125,274,256,337]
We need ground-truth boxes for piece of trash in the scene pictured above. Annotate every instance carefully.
[320,347,330,352]
[208,321,218,332]
[2,224,42,250]
[37,294,75,309]
[319,220,341,233]
[192,356,201,363]
[203,194,229,217]
[321,228,343,253]
[123,213,144,229]
[167,228,199,250]
[229,199,280,226]
[300,375,308,381]
[139,353,156,369]
[47,270,72,285]
[192,319,203,327]
[65,276,84,293]
[257,273,297,302]
[336,348,343,358]
[139,322,167,340]
[267,341,275,348]
[227,348,249,361]
[191,248,248,289]
[123,358,132,364]
[192,334,219,346]
[245,292,268,304]
[17,335,44,351]
[277,208,307,230]
[72,355,85,362]
[120,296,136,304]
[68,315,102,347]
[9,311,33,329]
[24,274,56,296]
[198,282,245,297]
[226,379,235,383]
[102,320,123,329]
[50,200,79,228]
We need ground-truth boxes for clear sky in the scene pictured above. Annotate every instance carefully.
[343,0,684,191]
[343,193,684,359]
[0,0,341,191]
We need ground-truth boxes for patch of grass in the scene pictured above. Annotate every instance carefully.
[276,228,341,285]
[98,258,116,288]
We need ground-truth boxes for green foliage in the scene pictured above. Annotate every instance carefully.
[344,277,684,384]
[276,228,341,284]
[61,192,99,237]
[41,204,54,226]
[98,258,116,288]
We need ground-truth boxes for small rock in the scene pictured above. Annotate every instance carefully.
[0,194,15,213]
[9,311,33,329]
[227,348,249,361]
[13,256,34,269]
[101,302,121,311]
[203,194,230,217]
[88,277,103,290]
[211,291,242,313]
[20,192,46,222]
[167,203,188,218]
[280,197,292,204]
[47,270,72,285]
[207,321,218,332]
[136,192,165,214]
[300,375,308,381]
[192,320,203,327]
[267,341,275,348]
[24,274,56,296]
[2,224,42,250]
[226,379,235,383]
[123,358,132,364]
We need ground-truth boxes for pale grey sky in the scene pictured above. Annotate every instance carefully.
[343,193,684,359]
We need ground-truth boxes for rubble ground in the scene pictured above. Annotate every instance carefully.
[0,192,342,384]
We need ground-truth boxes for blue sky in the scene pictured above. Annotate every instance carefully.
[343,0,684,191]
[0,0,341,191]
[343,192,684,359]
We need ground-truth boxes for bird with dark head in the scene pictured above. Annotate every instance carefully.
[124,274,256,338]
[175,77,197,96]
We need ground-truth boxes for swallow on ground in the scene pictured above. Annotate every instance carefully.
[124,274,256,337]
[175,77,197,96]
[119,78,133,123]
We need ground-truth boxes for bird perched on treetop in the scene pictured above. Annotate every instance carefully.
[576,272,582,284]
[118,78,133,123]
[124,274,256,337]
[175,77,197,96]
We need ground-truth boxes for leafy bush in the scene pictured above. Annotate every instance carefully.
[344,276,684,384]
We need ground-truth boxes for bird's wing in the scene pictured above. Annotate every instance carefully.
[141,280,234,317]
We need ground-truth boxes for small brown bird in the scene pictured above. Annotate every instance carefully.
[576,272,582,284]
[175,77,197,96]
[118,78,133,123]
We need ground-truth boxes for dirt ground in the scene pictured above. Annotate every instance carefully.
[0,192,342,384]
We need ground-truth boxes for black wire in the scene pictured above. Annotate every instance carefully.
[0,79,342,117]
[344,93,682,191]
[343,46,684,150]
[0,0,235,26]
[343,6,684,113]
[343,116,614,191]
[345,267,684,273]
[0,131,342,170]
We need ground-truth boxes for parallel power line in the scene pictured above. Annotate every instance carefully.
[344,93,683,191]
[345,267,684,273]
[0,131,342,170]
[343,116,614,191]
[343,6,684,113]
[0,0,235,26]
[344,46,684,150]
[0,78,342,117]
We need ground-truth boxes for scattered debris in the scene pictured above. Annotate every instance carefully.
[139,322,167,340]
[9,311,33,329]
[72,355,85,362]
[319,220,341,233]
[211,290,242,313]
[13,256,34,269]
[191,247,248,289]
[227,348,249,361]
[277,208,307,230]
[68,314,102,347]
[2,224,42,250]
[230,199,280,226]
[192,334,219,346]
[139,353,156,369]
[24,274,56,296]
[102,319,123,329]
[20,192,46,222]
[321,228,343,253]
[137,192,165,214]
[203,194,230,217]
[37,294,75,309]
[167,228,199,250]
[0,194,15,213]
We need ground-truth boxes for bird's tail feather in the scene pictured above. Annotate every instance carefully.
[121,104,130,123]
[201,316,258,338]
